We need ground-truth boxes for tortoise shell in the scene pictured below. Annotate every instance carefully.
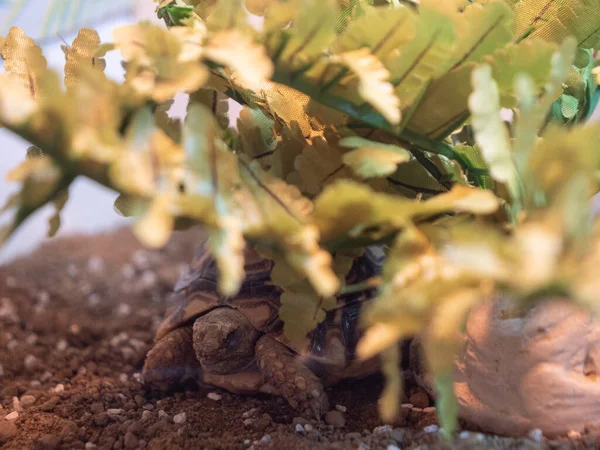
[156,240,385,371]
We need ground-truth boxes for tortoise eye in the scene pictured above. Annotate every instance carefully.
[224,329,242,350]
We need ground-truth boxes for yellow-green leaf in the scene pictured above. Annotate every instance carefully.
[63,28,106,90]
[2,26,47,99]
[332,48,401,125]
[468,64,519,201]
[205,30,274,91]
[339,136,411,179]
[184,103,246,296]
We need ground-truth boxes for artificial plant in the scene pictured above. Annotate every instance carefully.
[1,0,599,440]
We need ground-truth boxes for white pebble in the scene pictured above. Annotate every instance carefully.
[243,418,254,427]
[243,439,251,445]
[29,380,41,388]
[26,334,38,345]
[88,256,105,274]
[36,291,50,305]
[528,428,543,442]
[173,412,187,424]
[67,264,79,278]
[0,298,18,322]
[304,424,313,432]
[20,395,36,406]
[140,271,157,289]
[259,435,271,445]
[373,425,392,435]
[132,373,144,384]
[129,339,147,353]
[110,332,129,348]
[116,304,132,317]
[40,371,53,382]
[24,355,39,370]
[142,410,152,421]
[85,443,97,449]
[207,392,222,401]
[52,384,65,394]
[132,250,151,269]
[120,347,135,361]
[242,408,258,419]
[121,264,136,280]
[567,430,581,439]
[56,340,68,351]
[422,406,436,414]
[158,410,169,420]
[107,409,123,416]
[119,373,129,384]
[387,446,401,450]
[295,424,304,433]
[5,411,19,421]
[12,397,22,412]
[87,294,101,307]
[424,424,439,433]
[335,404,347,413]
[459,431,471,439]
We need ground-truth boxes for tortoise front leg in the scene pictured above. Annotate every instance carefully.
[255,335,329,418]
[142,326,202,391]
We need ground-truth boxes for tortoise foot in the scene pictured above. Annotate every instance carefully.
[142,326,202,391]
[255,335,329,419]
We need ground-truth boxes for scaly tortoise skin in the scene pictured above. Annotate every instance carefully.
[142,240,386,417]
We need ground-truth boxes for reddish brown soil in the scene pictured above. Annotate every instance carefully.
[1,227,598,450]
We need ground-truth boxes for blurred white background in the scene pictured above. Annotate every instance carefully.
[0,1,599,264]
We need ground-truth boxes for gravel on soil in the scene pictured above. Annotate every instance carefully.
[1,227,599,450]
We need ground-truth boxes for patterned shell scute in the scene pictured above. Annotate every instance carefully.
[156,241,282,340]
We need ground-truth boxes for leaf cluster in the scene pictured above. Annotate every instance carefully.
[0,0,599,440]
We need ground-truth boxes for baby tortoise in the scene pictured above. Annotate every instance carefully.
[142,240,389,418]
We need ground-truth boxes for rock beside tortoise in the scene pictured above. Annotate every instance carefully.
[411,294,600,437]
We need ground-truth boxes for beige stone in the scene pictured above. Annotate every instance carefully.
[412,295,600,438]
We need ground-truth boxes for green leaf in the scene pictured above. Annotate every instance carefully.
[182,103,246,296]
[265,0,339,69]
[204,29,274,91]
[287,136,354,197]
[515,0,600,50]
[434,373,458,441]
[314,180,500,245]
[335,5,415,60]
[387,2,456,108]
[48,189,69,238]
[332,48,401,124]
[378,344,403,423]
[239,160,340,297]
[468,64,520,203]
[439,0,514,73]
[278,278,336,343]
[158,4,194,26]
[339,136,411,179]
[512,37,578,180]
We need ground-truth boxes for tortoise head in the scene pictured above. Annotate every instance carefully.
[192,307,260,375]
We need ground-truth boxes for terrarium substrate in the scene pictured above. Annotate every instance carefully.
[1,228,599,450]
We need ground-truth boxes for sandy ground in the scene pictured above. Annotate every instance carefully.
[0,229,598,450]
[1,227,600,450]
